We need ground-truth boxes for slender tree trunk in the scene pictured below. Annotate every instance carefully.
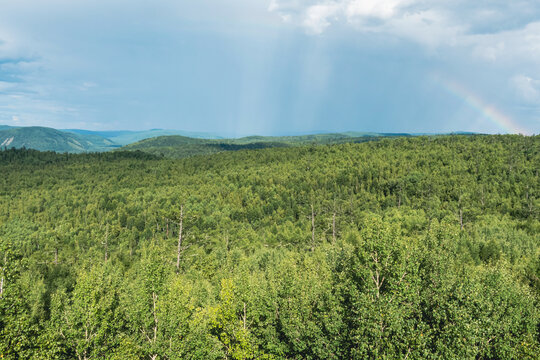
[83,326,89,360]
[459,208,463,230]
[152,291,158,342]
[398,184,402,208]
[243,303,247,330]
[0,272,4,299]
[370,252,385,300]
[332,211,336,244]
[103,224,109,262]
[480,187,485,207]
[176,205,184,273]
[311,204,315,251]
[147,292,159,360]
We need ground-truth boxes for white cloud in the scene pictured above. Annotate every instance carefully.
[268,0,540,52]
[269,0,412,34]
[303,3,341,34]
[375,9,463,47]
[511,75,540,103]
[268,0,425,36]
[466,22,540,63]
[346,0,404,19]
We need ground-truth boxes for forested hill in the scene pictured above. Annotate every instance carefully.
[119,132,410,158]
[63,128,222,145]
[0,124,412,155]
[0,126,118,153]
[0,135,538,359]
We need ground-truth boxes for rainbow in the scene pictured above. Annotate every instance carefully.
[437,78,530,135]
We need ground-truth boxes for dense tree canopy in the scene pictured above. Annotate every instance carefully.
[0,135,538,359]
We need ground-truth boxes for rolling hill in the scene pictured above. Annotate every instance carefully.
[63,128,222,145]
[0,125,420,156]
[119,132,411,158]
[119,135,288,158]
[0,126,119,153]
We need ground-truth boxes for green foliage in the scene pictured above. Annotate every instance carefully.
[0,134,538,359]
[49,264,122,359]
[119,132,400,159]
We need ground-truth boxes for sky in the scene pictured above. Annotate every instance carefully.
[0,0,539,136]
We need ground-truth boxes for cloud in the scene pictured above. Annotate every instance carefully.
[0,0,538,133]
[346,0,403,19]
[467,21,540,63]
[302,3,341,34]
[269,0,410,34]
[268,0,540,48]
[268,0,540,125]
[267,1,470,52]
[511,75,540,103]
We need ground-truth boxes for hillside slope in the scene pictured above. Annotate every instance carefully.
[120,135,290,158]
[120,132,405,158]
[0,126,118,153]
[64,128,222,145]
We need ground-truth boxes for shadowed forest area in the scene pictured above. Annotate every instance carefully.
[0,135,538,359]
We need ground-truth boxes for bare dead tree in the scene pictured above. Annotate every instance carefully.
[150,291,159,360]
[152,291,158,345]
[370,251,385,300]
[397,182,403,209]
[163,205,195,273]
[243,302,247,330]
[176,205,184,272]
[332,210,336,244]
[458,195,465,231]
[102,224,109,262]
[311,203,316,251]
[0,262,4,299]
[480,186,485,207]
[51,229,60,266]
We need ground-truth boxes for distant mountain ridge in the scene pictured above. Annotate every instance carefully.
[1,124,481,155]
[0,126,118,153]
[62,128,223,145]
[0,125,226,153]
[0,124,415,154]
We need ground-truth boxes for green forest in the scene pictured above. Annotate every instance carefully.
[0,135,538,359]
[118,132,405,159]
